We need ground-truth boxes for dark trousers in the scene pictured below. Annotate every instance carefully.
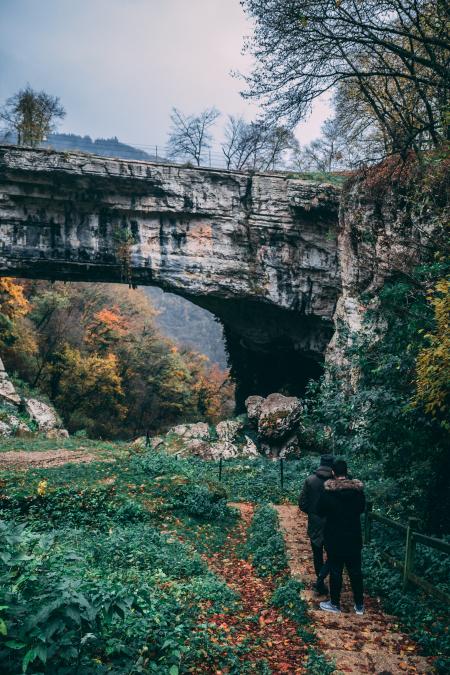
[311,542,330,581]
[329,550,364,607]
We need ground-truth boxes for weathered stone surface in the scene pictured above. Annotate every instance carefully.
[256,393,303,440]
[0,146,340,365]
[216,419,243,441]
[245,392,303,456]
[0,356,20,404]
[326,172,448,372]
[245,395,263,423]
[25,398,66,434]
[170,422,210,440]
[140,417,258,459]
[0,370,68,437]
[0,406,32,437]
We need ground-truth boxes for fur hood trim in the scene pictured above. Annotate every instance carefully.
[324,478,364,492]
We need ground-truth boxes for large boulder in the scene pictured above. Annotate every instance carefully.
[0,357,20,405]
[245,392,303,457]
[25,398,68,437]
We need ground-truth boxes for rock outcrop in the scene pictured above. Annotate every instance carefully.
[245,393,303,456]
[25,398,68,437]
[144,417,258,460]
[326,166,449,372]
[0,358,68,438]
[0,146,341,402]
[0,357,20,405]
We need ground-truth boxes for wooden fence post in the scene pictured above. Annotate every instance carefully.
[403,517,420,589]
[364,501,373,545]
[218,457,223,482]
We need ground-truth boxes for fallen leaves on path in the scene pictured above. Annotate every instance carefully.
[199,503,308,674]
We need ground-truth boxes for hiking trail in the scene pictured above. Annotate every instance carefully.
[275,505,433,674]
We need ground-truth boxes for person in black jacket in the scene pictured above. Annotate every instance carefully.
[298,454,334,595]
[316,458,366,614]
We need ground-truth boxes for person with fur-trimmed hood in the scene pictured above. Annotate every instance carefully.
[298,454,335,595]
[316,458,366,615]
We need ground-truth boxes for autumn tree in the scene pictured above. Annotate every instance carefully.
[415,278,450,426]
[0,278,29,348]
[167,107,220,166]
[86,307,129,353]
[241,0,450,156]
[3,280,234,438]
[54,347,126,436]
[0,85,66,147]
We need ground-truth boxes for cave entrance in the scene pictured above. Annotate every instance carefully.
[151,290,330,413]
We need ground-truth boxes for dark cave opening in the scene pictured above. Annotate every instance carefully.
[223,327,324,413]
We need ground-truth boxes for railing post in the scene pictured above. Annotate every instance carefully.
[280,457,284,489]
[218,457,223,482]
[403,517,420,590]
[364,501,373,544]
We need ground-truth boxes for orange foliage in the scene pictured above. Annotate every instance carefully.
[0,278,29,320]
[86,306,129,351]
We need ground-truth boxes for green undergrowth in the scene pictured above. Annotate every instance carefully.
[242,505,288,578]
[242,505,333,672]
[363,547,450,672]
[1,440,448,670]
[0,447,247,674]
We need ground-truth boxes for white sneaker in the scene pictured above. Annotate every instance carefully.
[320,600,341,613]
[354,604,364,615]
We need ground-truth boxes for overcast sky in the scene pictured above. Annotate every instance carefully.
[0,0,330,154]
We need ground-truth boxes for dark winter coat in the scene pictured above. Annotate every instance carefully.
[316,478,366,556]
[298,466,333,546]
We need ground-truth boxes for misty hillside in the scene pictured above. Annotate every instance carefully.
[145,287,228,369]
[0,132,160,162]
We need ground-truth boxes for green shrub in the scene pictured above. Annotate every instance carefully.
[270,578,309,625]
[92,525,206,578]
[305,647,335,674]
[243,505,288,577]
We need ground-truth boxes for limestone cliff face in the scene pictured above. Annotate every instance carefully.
[327,167,448,369]
[0,146,341,362]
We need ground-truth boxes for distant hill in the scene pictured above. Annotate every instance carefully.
[145,287,228,369]
[0,132,160,162]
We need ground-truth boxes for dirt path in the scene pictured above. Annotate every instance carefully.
[202,503,309,674]
[275,505,434,674]
[0,449,113,470]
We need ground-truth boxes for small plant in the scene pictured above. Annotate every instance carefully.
[304,647,335,674]
[243,505,288,577]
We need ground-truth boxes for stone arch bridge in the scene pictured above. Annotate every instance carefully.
[0,146,341,405]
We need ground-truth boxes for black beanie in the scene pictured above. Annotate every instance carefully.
[320,454,335,467]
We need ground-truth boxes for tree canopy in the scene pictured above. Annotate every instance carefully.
[241,0,450,156]
[0,85,65,147]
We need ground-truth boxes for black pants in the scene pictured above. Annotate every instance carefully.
[311,542,330,581]
[329,550,364,607]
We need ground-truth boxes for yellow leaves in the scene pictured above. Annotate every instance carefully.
[414,278,450,423]
[0,278,29,320]
[37,480,48,496]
